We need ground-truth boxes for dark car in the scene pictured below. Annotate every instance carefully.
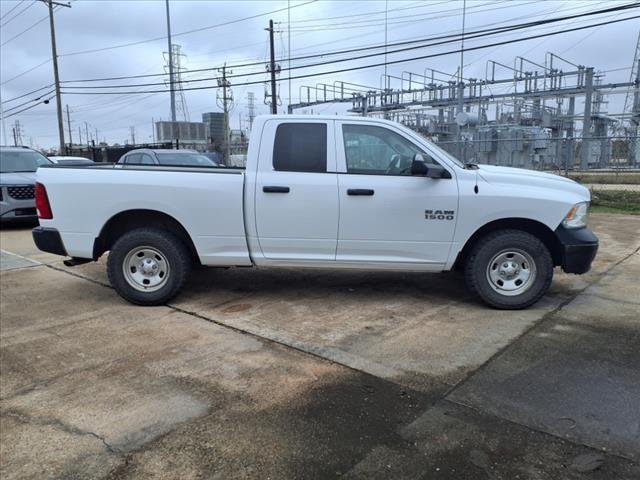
[117,149,219,167]
[0,146,52,223]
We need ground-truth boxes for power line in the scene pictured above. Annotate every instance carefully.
[272,0,594,64]
[285,0,515,31]
[1,84,55,104]
[60,5,640,91]
[0,0,36,27]
[59,3,513,83]
[0,12,50,47]
[3,94,55,119]
[50,0,592,99]
[3,90,55,113]
[287,0,437,24]
[60,14,640,96]
[0,59,52,86]
[60,2,638,86]
[0,0,26,21]
[57,0,318,58]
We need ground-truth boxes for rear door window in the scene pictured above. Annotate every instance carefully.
[273,123,327,173]
[124,154,141,164]
[139,154,155,165]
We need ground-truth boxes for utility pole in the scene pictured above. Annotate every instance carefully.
[85,122,89,147]
[65,104,72,150]
[13,120,23,146]
[217,64,233,163]
[42,0,71,154]
[165,0,176,122]
[95,127,99,145]
[78,126,82,145]
[267,19,278,114]
[1,100,7,145]
[288,0,292,111]
[130,126,136,145]
[222,65,229,161]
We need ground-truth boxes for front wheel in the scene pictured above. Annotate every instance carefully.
[107,228,191,306]
[464,229,553,309]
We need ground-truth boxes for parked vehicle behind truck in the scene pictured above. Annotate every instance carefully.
[117,149,218,167]
[1,146,52,223]
[32,115,598,309]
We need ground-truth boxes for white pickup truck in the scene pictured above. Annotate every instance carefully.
[32,115,598,309]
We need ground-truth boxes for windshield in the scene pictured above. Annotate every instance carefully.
[0,150,52,173]
[155,152,217,167]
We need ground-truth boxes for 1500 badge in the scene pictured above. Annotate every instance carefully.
[425,209,455,220]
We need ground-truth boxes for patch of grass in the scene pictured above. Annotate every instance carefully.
[590,189,640,215]
[590,206,640,216]
[569,173,640,185]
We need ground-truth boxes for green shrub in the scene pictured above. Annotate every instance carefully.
[590,190,640,214]
[569,173,640,185]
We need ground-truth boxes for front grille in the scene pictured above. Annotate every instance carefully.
[7,185,35,200]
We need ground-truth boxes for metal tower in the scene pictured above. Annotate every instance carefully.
[622,30,640,123]
[247,92,256,133]
[622,31,640,165]
[164,44,190,122]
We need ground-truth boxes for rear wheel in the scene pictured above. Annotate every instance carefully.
[464,229,553,309]
[107,228,191,305]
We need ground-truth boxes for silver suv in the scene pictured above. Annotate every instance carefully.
[0,146,52,223]
[117,149,218,167]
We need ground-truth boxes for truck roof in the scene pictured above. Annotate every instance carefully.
[254,114,399,125]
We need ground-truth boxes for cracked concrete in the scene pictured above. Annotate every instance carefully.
[1,214,639,479]
[3,409,122,455]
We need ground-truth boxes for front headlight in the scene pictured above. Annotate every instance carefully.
[563,201,589,229]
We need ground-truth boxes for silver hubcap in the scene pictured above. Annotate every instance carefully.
[123,246,170,292]
[486,249,536,296]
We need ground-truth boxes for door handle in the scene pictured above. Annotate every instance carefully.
[347,188,374,196]
[263,186,290,193]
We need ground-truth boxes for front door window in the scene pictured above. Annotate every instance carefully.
[342,124,433,176]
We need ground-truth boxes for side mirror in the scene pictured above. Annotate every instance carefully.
[425,163,449,179]
[411,153,450,178]
[411,153,428,176]
[410,160,428,176]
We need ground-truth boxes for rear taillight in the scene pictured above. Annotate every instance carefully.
[34,182,53,219]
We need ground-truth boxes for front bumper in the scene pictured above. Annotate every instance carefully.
[555,225,599,274]
[32,227,67,256]
[1,185,37,221]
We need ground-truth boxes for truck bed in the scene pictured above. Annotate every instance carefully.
[36,164,252,266]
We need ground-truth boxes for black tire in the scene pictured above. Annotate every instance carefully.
[464,229,553,310]
[107,228,191,306]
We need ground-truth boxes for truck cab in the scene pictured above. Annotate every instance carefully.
[245,118,458,268]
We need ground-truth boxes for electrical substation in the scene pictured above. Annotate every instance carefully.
[290,43,640,171]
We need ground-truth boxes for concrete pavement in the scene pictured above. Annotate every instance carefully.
[1,214,639,479]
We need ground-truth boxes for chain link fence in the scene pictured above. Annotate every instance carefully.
[431,134,640,192]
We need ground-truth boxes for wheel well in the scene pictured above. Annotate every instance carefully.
[454,218,562,269]
[93,209,200,263]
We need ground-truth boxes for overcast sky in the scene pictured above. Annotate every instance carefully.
[0,0,638,149]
